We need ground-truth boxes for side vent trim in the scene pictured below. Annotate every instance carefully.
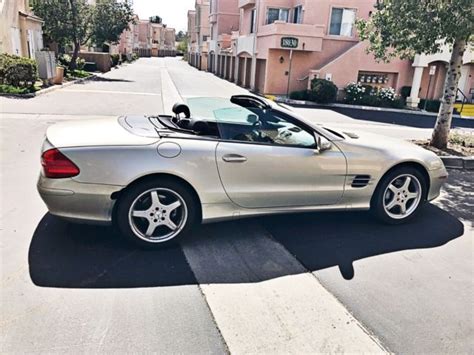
[351,175,371,188]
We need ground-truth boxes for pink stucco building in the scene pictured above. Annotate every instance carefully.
[188,0,211,70]
[187,0,473,104]
[228,0,415,95]
[119,16,176,57]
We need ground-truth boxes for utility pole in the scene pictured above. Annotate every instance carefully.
[286,49,293,98]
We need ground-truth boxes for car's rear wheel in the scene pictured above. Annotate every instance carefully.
[371,167,427,224]
[116,179,198,248]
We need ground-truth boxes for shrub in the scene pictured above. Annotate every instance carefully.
[289,90,309,101]
[111,54,120,67]
[358,94,382,107]
[418,99,441,112]
[58,54,85,76]
[0,54,37,89]
[83,62,98,72]
[390,98,405,109]
[0,84,32,94]
[400,86,412,99]
[344,82,404,108]
[378,87,396,102]
[310,78,338,104]
[69,69,91,78]
[131,53,139,61]
[344,82,367,103]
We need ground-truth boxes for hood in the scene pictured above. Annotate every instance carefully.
[46,116,159,148]
[331,128,442,171]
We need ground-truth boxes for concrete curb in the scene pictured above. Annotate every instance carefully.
[441,156,474,170]
[35,75,97,97]
[276,98,474,120]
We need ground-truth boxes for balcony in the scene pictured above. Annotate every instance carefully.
[257,21,324,52]
[208,40,217,53]
[236,35,255,55]
[239,0,255,9]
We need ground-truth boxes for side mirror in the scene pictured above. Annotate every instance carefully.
[316,134,332,152]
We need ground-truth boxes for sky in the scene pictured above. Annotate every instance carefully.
[132,0,195,32]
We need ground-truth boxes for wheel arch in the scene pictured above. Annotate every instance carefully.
[111,173,203,223]
[371,161,431,206]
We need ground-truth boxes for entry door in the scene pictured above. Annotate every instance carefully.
[215,141,346,209]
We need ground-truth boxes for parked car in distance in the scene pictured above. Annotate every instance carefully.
[38,95,448,248]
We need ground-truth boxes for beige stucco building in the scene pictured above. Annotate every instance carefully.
[0,0,44,58]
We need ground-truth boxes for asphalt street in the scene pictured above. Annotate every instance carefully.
[1,57,472,354]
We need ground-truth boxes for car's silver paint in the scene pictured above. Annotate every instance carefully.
[215,141,346,208]
[38,100,447,225]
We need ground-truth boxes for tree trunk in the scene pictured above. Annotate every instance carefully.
[69,42,80,71]
[431,39,466,149]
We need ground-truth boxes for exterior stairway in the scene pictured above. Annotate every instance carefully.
[454,103,474,118]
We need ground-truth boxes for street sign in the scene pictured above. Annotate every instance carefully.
[281,37,298,49]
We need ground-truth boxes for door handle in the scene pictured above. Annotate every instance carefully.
[222,154,247,163]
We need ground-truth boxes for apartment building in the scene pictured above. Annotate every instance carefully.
[195,0,473,102]
[187,0,211,70]
[207,0,240,74]
[229,0,412,95]
[132,18,176,57]
[187,10,198,64]
[0,0,44,58]
[118,15,140,55]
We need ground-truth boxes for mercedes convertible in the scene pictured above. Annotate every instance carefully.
[38,95,448,248]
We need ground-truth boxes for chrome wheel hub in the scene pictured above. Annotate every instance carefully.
[128,188,188,243]
[383,174,422,220]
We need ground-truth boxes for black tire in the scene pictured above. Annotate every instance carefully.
[115,178,199,249]
[371,166,427,224]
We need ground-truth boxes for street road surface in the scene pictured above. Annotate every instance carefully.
[1,57,472,354]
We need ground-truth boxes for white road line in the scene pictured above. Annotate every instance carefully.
[61,89,161,96]
[182,222,388,354]
[160,67,184,114]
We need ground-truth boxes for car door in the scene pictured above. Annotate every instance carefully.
[215,110,347,209]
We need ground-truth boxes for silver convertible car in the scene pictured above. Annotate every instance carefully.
[38,95,448,248]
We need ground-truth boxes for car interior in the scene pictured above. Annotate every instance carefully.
[151,95,316,148]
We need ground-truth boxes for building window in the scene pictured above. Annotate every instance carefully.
[293,5,303,24]
[266,8,289,24]
[329,8,356,36]
[250,8,256,33]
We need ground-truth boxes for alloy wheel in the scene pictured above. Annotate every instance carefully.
[128,188,188,243]
[383,174,422,220]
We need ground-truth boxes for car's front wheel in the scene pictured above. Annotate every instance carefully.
[371,167,427,224]
[116,179,198,248]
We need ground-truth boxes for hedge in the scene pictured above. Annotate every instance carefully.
[418,99,441,113]
[310,78,338,104]
[0,53,38,89]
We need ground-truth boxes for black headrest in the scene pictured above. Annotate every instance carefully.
[172,103,191,118]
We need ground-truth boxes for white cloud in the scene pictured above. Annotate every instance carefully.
[132,0,195,32]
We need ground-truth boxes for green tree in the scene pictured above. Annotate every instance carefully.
[176,31,186,42]
[149,15,162,24]
[92,0,134,50]
[32,0,92,70]
[357,0,473,149]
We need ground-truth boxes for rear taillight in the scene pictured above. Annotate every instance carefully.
[41,148,80,178]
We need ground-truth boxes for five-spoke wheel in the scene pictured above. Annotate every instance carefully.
[372,167,427,224]
[116,179,198,248]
